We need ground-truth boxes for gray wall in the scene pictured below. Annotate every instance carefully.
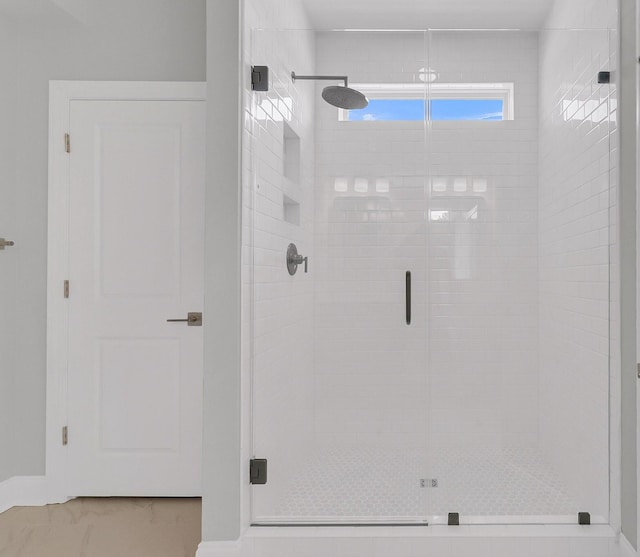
[0,17,18,483]
[620,0,638,547]
[0,0,205,482]
[202,0,242,541]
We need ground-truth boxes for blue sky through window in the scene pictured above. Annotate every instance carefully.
[347,99,425,121]
[430,99,504,121]
[347,98,504,121]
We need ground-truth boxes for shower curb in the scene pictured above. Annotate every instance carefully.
[197,525,620,557]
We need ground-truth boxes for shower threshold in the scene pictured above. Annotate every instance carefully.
[251,522,430,527]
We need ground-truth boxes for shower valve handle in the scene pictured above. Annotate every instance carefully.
[290,254,308,273]
[286,243,308,275]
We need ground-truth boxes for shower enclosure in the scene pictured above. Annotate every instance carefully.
[245,26,615,526]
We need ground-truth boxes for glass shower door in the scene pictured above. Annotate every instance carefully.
[425,28,612,524]
[248,28,431,525]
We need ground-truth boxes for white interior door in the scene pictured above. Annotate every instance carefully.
[66,99,205,496]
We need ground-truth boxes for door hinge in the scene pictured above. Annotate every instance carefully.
[64,280,69,299]
[64,133,70,153]
[250,459,267,485]
[62,426,68,446]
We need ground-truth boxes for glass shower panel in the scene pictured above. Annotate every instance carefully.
[249,28,431,524]
[425,29,612,524]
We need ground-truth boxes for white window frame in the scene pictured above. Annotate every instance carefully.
[338,82,515,121]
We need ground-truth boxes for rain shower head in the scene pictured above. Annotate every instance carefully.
[291,72,369,110]
[321,85,369,110]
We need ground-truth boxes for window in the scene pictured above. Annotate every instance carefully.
[430,99,504,121]
[339,83,514,122]
[347,99,426,122]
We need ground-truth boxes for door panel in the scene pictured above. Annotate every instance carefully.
[249,29,430,524]
[98,124,181,297]
[67,100,205,496]
[98,339,180,451]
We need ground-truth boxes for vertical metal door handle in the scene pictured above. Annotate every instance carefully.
[406,271,411,326]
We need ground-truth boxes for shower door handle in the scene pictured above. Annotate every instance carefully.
[406,271,411,326]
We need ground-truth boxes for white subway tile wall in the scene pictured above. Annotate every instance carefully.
[242,0,317,519]
[314,31,542,454]
[426,32,541,451]
[538,2,617,523]
[314,32,430,451]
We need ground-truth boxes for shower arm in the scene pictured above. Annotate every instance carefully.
[291,72,349,87]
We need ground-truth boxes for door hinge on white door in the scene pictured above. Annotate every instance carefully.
[64,280,69,298]
[64,133,70,153]
[62,426,68,446]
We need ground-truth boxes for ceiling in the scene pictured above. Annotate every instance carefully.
[301,0,556,29]
[0,0,556,29]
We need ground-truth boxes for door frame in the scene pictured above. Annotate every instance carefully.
[46,81,206,504]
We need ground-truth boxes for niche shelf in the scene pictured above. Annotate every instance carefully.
[283,121,300,185]
[282,121,302,226]
[283,194,300,226]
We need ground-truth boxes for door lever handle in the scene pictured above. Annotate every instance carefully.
[167,312,203,327]
[0,238,15,250]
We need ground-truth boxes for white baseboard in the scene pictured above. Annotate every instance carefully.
[196,541,243,557]
[0,476,48,514]
[620,534,638,557]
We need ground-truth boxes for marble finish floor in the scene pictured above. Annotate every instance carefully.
[0,497,201,557]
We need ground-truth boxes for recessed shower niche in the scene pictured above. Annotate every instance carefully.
[283,121,300,185]
[283,194,300,226]
[281,122,302,225]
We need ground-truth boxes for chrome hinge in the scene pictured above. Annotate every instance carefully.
[64,133,70,153]
[64,280,69,299]
[62,426,68,446]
